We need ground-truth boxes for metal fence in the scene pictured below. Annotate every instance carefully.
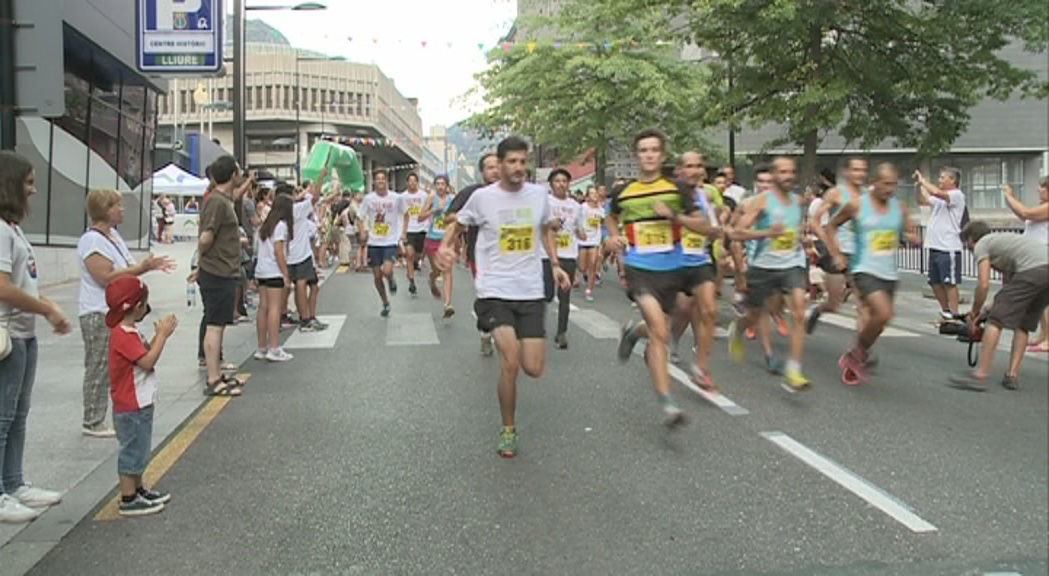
[896,225,1022,281]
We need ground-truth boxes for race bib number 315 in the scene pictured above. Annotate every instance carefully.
[499,225,533,253]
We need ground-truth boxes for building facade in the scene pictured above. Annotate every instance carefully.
[157,24,424,191]
[8,0,162,265]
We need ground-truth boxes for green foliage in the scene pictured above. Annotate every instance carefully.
[465,1,715,176]
[680,0,1048,163]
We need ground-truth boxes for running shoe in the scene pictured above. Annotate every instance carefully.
[745,326,756,340]
[555,333,568,350]
[617,320,640,362]
[595,273,603,286]
[118,494,164,517]
[430,280,441,300]
[585,289,594,302]
[948,371,987,392]
[660,396,687,428]
[498,427,518,458]
[298,321,316,333]
[443,305,455,319]
[782,369,812,393]
[480,335,494,356]
[1001,373,1019,391]
[409,280,418,296]
[727,319,746,363]
[253,349,267,360]
[380,303,391,318]
[689,364,718,393]
[389,278,398,294]
[765,354,785,375]
[669,349,681,364]
[805,305,822,334]
[776,316,789,337]
[837,352,864,386]
[137,487,172,505]
[309,318,329,331]
[266,348,294,362]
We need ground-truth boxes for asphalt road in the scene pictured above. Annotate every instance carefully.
[26,264,1049,576]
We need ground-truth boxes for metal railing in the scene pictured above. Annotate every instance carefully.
[896,226,1022,281]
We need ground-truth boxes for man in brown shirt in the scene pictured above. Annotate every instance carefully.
[198,155,246,396]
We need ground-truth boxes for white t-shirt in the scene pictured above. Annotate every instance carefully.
[808,197,829,226]
[725,184,747,204]
[455,182,551,300]
[0,220,39,338]
[924,189,966,252]
[362,192,405,247]
[77,228,135,316]
[401,190,429,233]
[255,221,288,280]
[287,193,314,265]
[543,195,584,260]
[580,204,606,247]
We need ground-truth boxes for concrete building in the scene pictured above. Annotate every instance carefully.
[157,21,424,191]
[5,0,163,285]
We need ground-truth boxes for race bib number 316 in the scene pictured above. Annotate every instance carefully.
[499,225,533,253]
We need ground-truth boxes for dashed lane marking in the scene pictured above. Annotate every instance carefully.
[820,312,919,337]
[762,431,938,533]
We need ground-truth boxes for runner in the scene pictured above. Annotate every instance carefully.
[436,136,570,458]
[445,153,501,355]
[727,156,812,391]
[608,128,705,427]
[419,174,455,317]
[667,151,723,391]
[806,158,869,334]
[543,168,586,350]
[400,173,429,296]
[578,187,605,302]
[815,163,919,384]
[361,168,409,317]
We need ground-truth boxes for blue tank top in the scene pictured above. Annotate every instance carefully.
[426,194,453,240]
[852,194,903,281]
[681,188,714,267]
[750,192,805,270]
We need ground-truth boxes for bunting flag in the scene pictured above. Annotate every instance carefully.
[338,36,677,53]
[320,134,421,150]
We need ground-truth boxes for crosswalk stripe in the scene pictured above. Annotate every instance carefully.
[283,315,347,349]
[386,312,440,346]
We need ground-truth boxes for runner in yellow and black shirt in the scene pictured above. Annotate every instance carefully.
[606,128,714,428]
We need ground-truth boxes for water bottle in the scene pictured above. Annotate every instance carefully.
[186,283,196,307]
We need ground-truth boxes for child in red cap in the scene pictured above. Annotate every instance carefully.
[105,275,177,517]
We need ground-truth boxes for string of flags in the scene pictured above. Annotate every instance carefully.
[320,134,420,149]
[343,36,677,54]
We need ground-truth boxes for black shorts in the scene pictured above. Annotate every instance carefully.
[288,258,318,285]
[814,242,849,274]
[744,266,806,308]
[624,266,692,314]
[474,298,546,339]
[681,264,716,294]
[367,245,398,268]
[198,268,238,327]
[543,258,577,302]
[988,265,1049,332]
[257,277,285,289]
[406,232,426,254]
[852,272,896,300]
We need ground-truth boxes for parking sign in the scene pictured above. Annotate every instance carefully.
[137,0,223,73]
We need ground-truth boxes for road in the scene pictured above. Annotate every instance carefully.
[24,264,1049,576]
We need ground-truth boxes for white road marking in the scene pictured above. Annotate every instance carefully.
[568,309,622,339]
[569,303,579,312]
[762,431,938,534]
[821,312,918,338]
[283,315,347,349]
[386,313,440,346]
[667,363,749,415]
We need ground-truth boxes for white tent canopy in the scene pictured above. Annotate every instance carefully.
[151,163,209,197]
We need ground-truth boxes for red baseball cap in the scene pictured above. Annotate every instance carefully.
[105,275,149,328]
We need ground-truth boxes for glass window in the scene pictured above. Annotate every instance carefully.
[55,71,91,144]
[284,86,291,109]
[266,86,273,109]
[119,83,147,190]
[255,86,263,109]
[89,95,121,189]
[311,88,318,111]
[356,93,362,116]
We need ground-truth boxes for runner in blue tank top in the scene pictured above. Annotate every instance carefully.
[418,175,456,317]
[807,158,869,335]
[818,163,920,385]
[727,156,812,392]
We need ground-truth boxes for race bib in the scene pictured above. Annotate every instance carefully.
[433,216,446,231]
[587,216,602,230]
[682,231,706,255]
[869,230,897,254]
[557,233,571,250]
[634,221,673,254]
[770,229,797,253]
[408,205,421,217]
[499,224,533,254]
[372,222,390,237]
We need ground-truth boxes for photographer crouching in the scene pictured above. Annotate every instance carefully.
[949,221,1049,391]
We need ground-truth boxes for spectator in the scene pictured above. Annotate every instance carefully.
[915,167,967,320]
[105,275,176,516]
[1004,177,1049,352]
[77,189,174,438]
[195,155,246,396]
[184,198,199,213]
[0,151,72,524]
[721,164,748,204]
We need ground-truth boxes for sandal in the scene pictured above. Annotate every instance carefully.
[204,379,243,396]
[220,373,246,387]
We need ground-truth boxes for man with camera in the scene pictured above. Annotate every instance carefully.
[950,221,1049,391]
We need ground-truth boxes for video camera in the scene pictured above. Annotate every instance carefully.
[956,313,988,368]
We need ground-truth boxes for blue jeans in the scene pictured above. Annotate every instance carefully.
[113,405,154,476]
[0,338,37,495]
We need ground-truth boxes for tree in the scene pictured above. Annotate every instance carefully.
[466,1,713,184]
[672,0,1049,183]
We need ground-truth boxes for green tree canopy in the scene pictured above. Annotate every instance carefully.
[466,2,713,183]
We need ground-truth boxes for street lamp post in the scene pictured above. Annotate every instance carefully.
[234,2,326,168]
[294,54,344,181]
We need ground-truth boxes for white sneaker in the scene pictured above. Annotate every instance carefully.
[253,349,267,360]
[265,348,294,362]
[11,484,63,508]
[0,494,42,523]
[82,424,116,438]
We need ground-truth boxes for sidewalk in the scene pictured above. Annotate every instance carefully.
[0,242,265,572]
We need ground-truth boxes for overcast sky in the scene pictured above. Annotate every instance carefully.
[243,0,517,132]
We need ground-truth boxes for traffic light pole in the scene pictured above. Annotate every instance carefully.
[0,0,17,150]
